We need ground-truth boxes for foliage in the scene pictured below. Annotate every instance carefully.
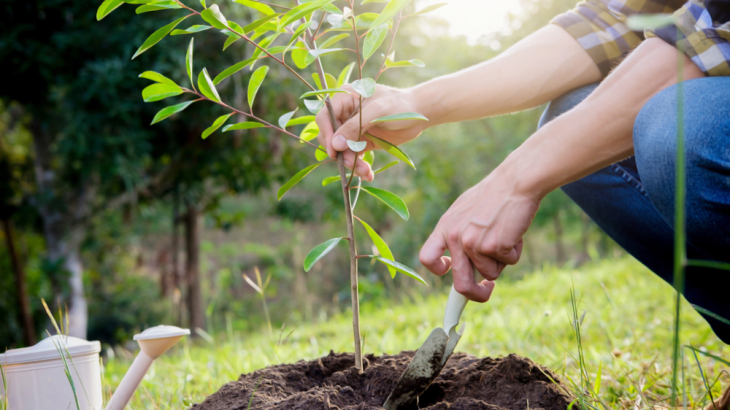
[98,0,443,370]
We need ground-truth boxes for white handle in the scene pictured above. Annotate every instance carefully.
[443,285,468,332]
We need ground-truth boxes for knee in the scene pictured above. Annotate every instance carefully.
[538,83,601,129]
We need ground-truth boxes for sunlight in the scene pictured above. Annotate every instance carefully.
[416,0,524,45]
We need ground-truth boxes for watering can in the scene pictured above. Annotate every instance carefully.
[0,325,189,410]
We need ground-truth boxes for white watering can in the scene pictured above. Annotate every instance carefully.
[0,325,189,410]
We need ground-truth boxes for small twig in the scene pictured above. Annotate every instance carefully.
[375,11,402,82]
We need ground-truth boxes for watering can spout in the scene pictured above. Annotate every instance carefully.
[104,326,190,410]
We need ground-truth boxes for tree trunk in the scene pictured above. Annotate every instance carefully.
[553,214,565,266]
[172,186,183,326]
[2,218,37,346]
[31,124,90,339]
[185,204,206,334]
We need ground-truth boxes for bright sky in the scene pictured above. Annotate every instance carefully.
[415,0,524,45]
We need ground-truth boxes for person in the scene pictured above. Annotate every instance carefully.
[316,0,730,407]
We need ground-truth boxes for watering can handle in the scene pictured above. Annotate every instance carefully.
[443,285,468,333]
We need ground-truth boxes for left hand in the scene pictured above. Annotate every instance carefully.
[418,169,540,302]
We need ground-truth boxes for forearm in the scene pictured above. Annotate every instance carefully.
[499,38,705,200]
[409,25,602,126]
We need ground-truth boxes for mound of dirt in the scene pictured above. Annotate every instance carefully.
[191,351,572,410]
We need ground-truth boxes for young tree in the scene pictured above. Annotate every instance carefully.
[98,0,438,369]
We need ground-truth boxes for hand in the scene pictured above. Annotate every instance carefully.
[315,84,429,181]
[418,169,540,302]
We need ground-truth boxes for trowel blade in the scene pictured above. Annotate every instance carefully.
[382,327,450,410]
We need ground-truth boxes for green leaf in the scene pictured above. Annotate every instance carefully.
[197,68,221,102]
[374,257,426,284]
[374,160,398,174]
[213,57,255,85]
[132,15,189,59]
[371,0,411,28]
[312,73,338,89]
[243,13,281,33]
[287,22,313,47]
[300,121,319,141]
[200,0,206,8]
[337,62,355,87]
[292,42,310,69]
[234,0,276,15]
[327,13,345,29]
[279,0,335,30]
[278,162,322,200]
[227,20,245,35]
[593,361,602,395]
[352,78,376,98]
[97,0,124,20]
[303,99,324,115]
[278,110,297,129]
[287,116,315,126]
[626,13,676,31]
[151,100,196,125]
[385,58,425,68]
[367,134,415,169]
[315,145,329,161]
[186,38,195,91]
[363,150,374,165]
[363,24,387,60]
[222,122,266,132]
[202,113,233,139]
[223,35,240,51]
[319,33,349,49]
[303,238,342,272]
[407,3,446,17]
[362,0,388,3]
[372,112,428,122]
[305,48,344,65]
[136,2,181,13]
[358,219,395,277]
[360,186,409,220]
[322,175,340,186]
[142,83,182,102]
[200,4,228,29]
[139,71,178,87]
[347,140,367,152]
[171,25,212,35]
[248,66,269,109]
[251,33,281,61]
[300,88,350,99]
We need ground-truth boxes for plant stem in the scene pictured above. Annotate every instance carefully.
[375,12,402,82]
[305,24,363,372]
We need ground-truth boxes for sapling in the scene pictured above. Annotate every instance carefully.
[97,0,443,371]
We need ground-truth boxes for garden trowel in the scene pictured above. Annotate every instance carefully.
[383,285,469,410]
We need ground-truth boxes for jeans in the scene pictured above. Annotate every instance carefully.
[537,78,730,343]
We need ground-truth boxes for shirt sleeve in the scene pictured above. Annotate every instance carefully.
[646,0,730,76]
[551,0,646,77]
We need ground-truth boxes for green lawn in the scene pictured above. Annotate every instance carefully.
[103,257,730,409]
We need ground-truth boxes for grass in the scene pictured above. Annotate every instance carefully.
[101,257,730,409]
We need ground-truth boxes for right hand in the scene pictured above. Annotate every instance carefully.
[315,84,430,181]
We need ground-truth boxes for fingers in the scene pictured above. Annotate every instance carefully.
[449,241,495,303]
[315,91,355,158]
[419,231,452,276]
[343,151,374,182]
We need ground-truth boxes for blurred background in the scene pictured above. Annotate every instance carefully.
[0,0,624,349]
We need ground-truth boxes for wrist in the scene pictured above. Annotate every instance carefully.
[405,81,447,128]
[491,146,556,203]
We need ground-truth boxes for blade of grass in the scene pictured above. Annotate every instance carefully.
[690,343,716,410]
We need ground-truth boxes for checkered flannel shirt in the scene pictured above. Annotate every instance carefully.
[552,0,730,76]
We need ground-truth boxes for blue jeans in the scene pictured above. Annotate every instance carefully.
[537,78,730,343]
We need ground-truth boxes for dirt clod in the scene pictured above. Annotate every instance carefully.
[192,352,572,410]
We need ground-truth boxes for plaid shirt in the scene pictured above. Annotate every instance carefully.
[552,0,730,76]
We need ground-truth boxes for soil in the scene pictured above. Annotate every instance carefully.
[191,351,572,410]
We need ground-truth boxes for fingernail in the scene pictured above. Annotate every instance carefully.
[332,135,347,150]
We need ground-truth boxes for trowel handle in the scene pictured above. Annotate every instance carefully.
[443,285,468,332]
